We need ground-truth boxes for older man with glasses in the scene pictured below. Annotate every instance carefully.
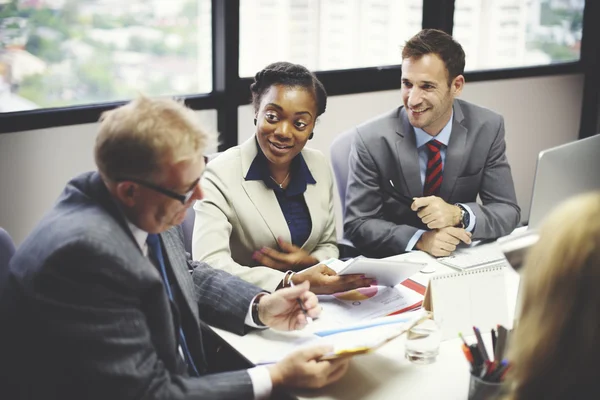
[0,96,350,400]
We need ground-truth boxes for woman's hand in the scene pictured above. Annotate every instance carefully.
[292,264,374,295]
[252,237,319,271]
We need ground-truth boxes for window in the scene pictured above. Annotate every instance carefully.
[453,0,584,71]
[0,0,212,113]
[239,0,423,77]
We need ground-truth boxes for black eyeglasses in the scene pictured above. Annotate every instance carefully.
[117,177,200,204]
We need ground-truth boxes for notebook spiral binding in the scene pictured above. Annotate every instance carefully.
[432,264,507,280]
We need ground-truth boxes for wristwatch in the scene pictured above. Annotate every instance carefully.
[455,204,470,229]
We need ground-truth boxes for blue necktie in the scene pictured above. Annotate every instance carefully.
[146,233,199,377]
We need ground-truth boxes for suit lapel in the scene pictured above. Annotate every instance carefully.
[396,108,423,197]
[440,101,468,199]
[301,172,320,250]
[240,138,291,243]
[159,230,201,326]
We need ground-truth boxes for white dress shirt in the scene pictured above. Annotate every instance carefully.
[125,221,272,400]
[405,112,477,251]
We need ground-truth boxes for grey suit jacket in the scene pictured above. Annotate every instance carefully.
[0,171,263,400]
[193,137,338,291]
[344,99,521,258]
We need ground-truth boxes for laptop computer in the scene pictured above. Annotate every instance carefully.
[528,134,600,229]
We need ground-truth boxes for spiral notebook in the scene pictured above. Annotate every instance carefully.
[437,242,508,271]
[423,265,509,340]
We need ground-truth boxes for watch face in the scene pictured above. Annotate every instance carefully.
[462,209,470,227]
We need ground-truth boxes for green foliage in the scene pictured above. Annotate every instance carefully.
[0,0,19,19]
[25,33,64,63]
[128,36,170,56]
[91,14,118,29]
[77,57,117,98]
[3,0,204,107]
[16,73,46,105]
[533,40,578,62]
[17,73,68,107]
[540,2,583,35]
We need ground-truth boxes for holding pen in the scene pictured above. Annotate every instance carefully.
[289,274,313,324]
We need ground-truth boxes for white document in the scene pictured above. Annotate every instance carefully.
[255,310,428,365]
[317,283,424,325]
[322,257,426,287]
[437,242,508,271]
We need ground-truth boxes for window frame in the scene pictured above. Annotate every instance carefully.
[1,0,597,143]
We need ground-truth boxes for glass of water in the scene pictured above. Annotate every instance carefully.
[404,316,442,364]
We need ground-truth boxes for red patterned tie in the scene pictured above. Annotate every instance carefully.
[424,140,443,196]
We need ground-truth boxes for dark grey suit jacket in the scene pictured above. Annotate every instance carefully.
[344,99,521,258]
[0,171,263,399]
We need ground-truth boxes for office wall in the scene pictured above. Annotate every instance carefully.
[241,73,583,237]
[0,74,583,245]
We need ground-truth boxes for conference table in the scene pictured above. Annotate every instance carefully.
[211,248,521,400]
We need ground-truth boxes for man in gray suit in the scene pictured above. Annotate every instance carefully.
[344,29,520,258]
[0,97,349,399]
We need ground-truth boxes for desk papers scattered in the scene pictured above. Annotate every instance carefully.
[322,257,426,287]
[255,310,428,364]
[317,281,424,325]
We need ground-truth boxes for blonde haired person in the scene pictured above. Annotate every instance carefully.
[95,95,209,183]
[504,191,600,400]
[0,95,351,399]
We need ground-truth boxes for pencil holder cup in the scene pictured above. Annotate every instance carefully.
[468,374,504,400]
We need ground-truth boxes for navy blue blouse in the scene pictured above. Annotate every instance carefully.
[244,144,316,247]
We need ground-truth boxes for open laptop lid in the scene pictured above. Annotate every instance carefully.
[528,134,600,229]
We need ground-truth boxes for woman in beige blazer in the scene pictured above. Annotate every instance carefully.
[193,62,371,293]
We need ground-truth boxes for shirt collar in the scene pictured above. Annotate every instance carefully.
[126,219,149,257]
[245,140,316,197]
[414,110,454,149]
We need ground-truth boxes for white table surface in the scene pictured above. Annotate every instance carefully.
[211,248,520,400]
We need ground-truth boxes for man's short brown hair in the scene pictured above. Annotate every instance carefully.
[402,29,465,86]
[95,96,212,182]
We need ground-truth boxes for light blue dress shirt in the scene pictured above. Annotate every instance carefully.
[405,112,476,251]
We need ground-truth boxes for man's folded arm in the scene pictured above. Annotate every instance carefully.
[344,130,419,256]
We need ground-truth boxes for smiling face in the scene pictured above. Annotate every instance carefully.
[118,154,205,234]
[401,53,464,136]
[255,84,318,172]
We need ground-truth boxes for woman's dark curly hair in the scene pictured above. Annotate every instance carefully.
[250,61,327,117]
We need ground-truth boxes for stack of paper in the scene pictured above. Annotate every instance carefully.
[317,282,425,326]
[255,310,429,364]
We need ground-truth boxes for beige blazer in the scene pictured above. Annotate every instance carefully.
[192,137,339,291]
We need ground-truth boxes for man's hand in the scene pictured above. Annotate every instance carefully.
[416,226,472,257]
[253,237,319,272]
[268,345,351,389]
[292,264,374,295]
[412,196,462,229]
[258,281,320,330]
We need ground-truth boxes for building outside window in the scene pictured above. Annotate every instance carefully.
[0,0,212,113]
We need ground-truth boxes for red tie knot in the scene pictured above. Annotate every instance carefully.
[426,140,443,154]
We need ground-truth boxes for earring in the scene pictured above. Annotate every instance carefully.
[309,132,314,140]
[254,118,257,126]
